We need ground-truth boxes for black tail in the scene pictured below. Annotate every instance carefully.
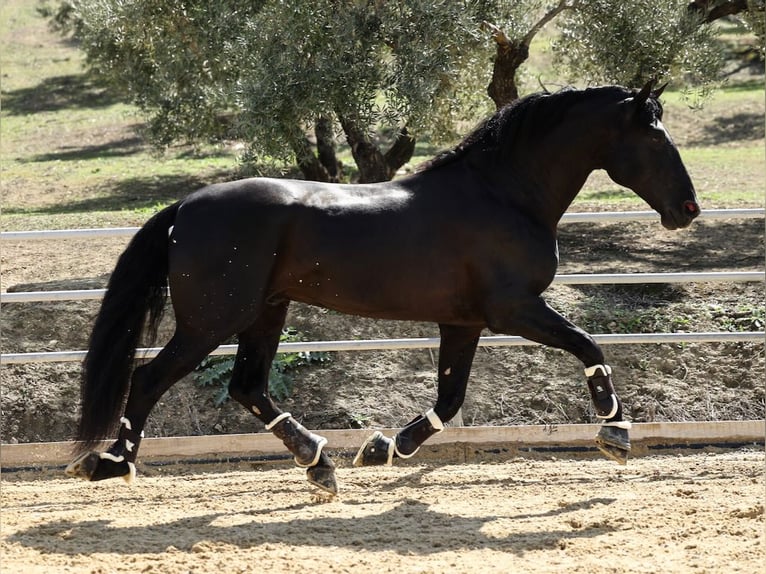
[75,202,181,452]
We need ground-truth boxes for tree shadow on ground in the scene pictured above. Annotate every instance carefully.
[687,112,765,147]
[1,73,125,115]
[557,220,764,273]
[27,135,147,162]
[2,170,238,214]
[6,497,615,557]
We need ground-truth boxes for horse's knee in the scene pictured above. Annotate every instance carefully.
[231,388,279,424]
[226,382,249,405]
[128,365,152,400]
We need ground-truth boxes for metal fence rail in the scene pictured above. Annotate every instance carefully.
[2,271,763,303]
[2,208,763,241]
[2,331,762,365]
[2,207,763,366]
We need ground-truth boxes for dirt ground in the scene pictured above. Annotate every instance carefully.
[1,449,763,573]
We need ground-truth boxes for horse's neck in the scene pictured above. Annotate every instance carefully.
[476,153,592,232]
[504,133,599,229]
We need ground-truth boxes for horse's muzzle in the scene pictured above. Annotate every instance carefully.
[662,200,700,230]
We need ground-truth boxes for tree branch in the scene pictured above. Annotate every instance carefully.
[482,20,512,50]
[522,0,581,46]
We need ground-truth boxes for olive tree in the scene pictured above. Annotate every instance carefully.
[475,0,762,109]
[52,0,757,182]
[60,0,491,182]
[233,1,494,182]
[552,0,725,89]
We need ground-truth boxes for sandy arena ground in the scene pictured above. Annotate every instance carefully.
[1,449,763,573]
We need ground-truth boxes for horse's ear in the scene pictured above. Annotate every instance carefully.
[634,79,655,107]
[653,82,668,98]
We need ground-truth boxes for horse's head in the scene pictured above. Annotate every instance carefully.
[601,81,700,230]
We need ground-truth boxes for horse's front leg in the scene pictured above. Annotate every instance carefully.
[354,324,482,466]
[486,294,631,464]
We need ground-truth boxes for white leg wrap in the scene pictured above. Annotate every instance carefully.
[99,452,125,463]
[394,438,419,459]
[425,408,445,432]
[265,412,292,430]
[584,364,612,377]
[98,453,137,484]
[602,420,632,430]
[293,435,328,468]
[119,416,144,438]
[595,394,619,420]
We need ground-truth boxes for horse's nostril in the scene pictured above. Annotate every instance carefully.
[684,201,700,217]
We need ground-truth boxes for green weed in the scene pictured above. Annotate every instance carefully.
[708,303,765,332]
[194,328,331,406]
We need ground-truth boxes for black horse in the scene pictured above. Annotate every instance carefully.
[66,81,699,494]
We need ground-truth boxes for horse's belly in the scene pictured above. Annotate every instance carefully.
[272,259,483,324]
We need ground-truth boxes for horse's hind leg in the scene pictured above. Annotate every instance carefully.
[354,324,482,466]
[227,303,337,495]
[66,331,218,483]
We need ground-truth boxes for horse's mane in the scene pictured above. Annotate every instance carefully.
[418,85,661,173]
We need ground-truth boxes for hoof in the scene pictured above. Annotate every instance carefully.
[65,451,101,480]
[65,451,136,483]
[595,426,631,466]
[352,431,394,467]
[306,460,338,496]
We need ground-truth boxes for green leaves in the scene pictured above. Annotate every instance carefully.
[193,328,331,406]
[57,0,737,178]
[553,0,724,89]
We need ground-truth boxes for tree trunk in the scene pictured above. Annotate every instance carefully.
[338,114,391,183]
[315,116,342,183]
[483,21,530,109]
[290,134,332,182]
[384,127,416,176]
[483,2,581,109]
[487,40,528,109]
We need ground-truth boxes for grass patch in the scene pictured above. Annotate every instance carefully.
[0,1,240,218]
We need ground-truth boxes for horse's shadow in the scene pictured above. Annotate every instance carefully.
[7,494,616,557]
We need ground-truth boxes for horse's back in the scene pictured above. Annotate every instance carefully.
[167,173,557,325]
